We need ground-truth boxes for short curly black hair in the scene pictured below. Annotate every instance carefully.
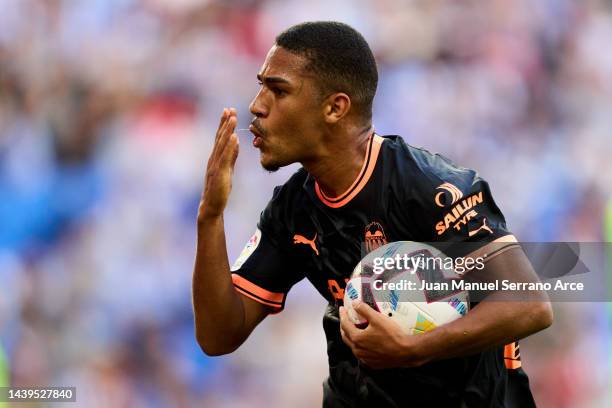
[275,21,378,121]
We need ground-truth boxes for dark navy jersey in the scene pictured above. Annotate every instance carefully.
[231,134,536,407]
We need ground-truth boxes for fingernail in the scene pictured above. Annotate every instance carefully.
[353,300,362,307]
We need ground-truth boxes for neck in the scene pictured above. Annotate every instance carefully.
[303,124,373,197]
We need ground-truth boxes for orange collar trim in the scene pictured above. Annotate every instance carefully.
[315,134,384,208]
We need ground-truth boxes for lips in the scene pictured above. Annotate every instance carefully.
[249,123,264,148]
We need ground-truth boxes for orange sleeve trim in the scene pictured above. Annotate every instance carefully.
[315,134,384,208]
[505,359,522,369]
[493,234,518,243]
[231,274,285,308]
[504,342,522,369]
[234,286,283,312]
[465,234,520,261]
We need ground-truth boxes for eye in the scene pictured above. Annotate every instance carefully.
[256,80,286,96]
[271,87,286,96]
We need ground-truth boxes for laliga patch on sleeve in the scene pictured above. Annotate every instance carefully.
[231,228,262,271]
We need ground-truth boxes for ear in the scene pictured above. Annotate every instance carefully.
[323,93,351,124]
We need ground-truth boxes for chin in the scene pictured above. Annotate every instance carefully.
[262,162,280,172]
[260,156,281,172]
[260,152,292,173]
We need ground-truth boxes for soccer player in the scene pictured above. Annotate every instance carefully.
[193,21,553,407]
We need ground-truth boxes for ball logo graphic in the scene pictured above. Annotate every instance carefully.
[434,182,463,207]
[344,241,470,335]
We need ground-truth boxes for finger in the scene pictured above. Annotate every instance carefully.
[218,114,235,144]
[219,115,237,144]
[214,107,237,145]
[220,133,239,169]
[211,115,237,166]
[340,327,355,349]
[230,133,239,167]
[352,300,382,326]
[224,107,237,127]
[217,116,237,157]
[212,109,229,159]
[226,113,237,135]
[217,108,228,133]
[209,109,229,164]
[339,306,361,342]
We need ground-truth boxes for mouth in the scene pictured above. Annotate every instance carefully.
[249,124,264,148]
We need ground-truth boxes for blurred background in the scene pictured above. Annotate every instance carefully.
[0,0,611,407]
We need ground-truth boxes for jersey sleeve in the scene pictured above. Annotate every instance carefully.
[403,150,516,256]
[230,186,304,313]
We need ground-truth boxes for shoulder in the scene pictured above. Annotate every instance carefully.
[379,135,481,202]
[379,135,511,241]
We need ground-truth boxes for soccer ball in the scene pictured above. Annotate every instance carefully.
[344,241,469,335]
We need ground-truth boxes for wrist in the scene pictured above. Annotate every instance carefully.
[399,333,432,368]
[197,203,223,225]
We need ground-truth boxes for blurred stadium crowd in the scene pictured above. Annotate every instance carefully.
[0,0,610,407]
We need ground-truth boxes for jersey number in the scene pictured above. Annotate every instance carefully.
[327,279,349,302]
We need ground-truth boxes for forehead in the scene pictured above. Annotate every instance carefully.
[258,45,309,83]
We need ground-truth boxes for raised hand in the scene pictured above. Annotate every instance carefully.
[199,108,240,220]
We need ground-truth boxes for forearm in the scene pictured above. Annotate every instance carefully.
[410,245,554,364]
[410,297,553,364]
[192,210,247,354]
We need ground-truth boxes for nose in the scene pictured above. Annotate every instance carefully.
[249,89,268,118]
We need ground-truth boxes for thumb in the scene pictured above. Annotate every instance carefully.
[352,300,381,324]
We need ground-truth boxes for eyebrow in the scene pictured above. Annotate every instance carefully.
[257,73,291,86]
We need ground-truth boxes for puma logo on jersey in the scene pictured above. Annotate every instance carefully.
[293,233,319,256]
[469,217,493,237]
